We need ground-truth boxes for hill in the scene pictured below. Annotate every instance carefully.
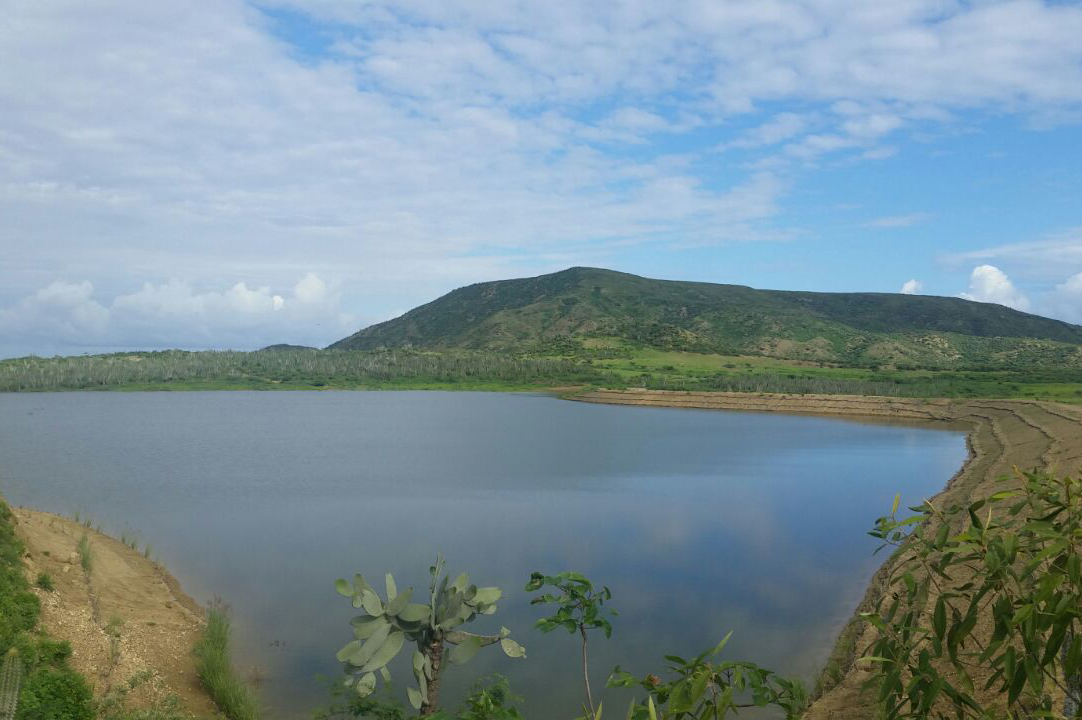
[258,343,317,351]
[329,267,1082,369]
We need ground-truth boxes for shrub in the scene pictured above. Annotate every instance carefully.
[454,676,523,720]
[315,676,522,720]
[0,502,40,654]
[15,667,93,720]
[609,634,808,719]
[865,469,1082,718]
[34,641,71,669]
[0,592,40,654]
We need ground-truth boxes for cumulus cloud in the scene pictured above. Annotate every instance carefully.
[900,279,923,295]
[0,282,111,346]
[959,265,1031,311]
[3,2,1082,353]
[1043,272,1082,324]
[0,274,354,357]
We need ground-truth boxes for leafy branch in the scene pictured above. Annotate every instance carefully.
[526,571,616,717]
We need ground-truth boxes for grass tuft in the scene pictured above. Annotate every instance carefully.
[76,533,92,573]
[193,608,260,720]
[35,572,55,592]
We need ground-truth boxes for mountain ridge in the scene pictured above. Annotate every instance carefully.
[329,267,1082,369]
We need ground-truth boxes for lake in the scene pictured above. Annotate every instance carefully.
[0,391,967,717]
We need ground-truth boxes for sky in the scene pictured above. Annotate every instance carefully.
[2,0,1082,358]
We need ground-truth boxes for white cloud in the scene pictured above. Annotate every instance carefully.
[0,281,111,346]
[3,1,1082,353]
[959,265,1031,311]
[724,113,807,150]
[0,274,354,357]
[900,279,922,295]
[293,273,329,305]
[867,212,931,228]
[942,228,1082,281]
[1043,272,1082,324]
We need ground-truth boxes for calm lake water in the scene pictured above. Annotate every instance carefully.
[0,392,967,718]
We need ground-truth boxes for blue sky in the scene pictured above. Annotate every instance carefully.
[1,0,1082,357]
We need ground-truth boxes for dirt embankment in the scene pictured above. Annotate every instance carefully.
[15,510,221,717]
[571,390,1082,720]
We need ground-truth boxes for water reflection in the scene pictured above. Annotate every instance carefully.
[0,392,967,718]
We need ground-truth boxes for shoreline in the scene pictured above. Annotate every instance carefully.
[13,508,221,717]
[7,389,1081,718]
[571,389,1082,718]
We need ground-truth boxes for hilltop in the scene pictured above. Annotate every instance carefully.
[329,267,1082,369]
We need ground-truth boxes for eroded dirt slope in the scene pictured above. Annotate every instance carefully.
[15,510,220,717]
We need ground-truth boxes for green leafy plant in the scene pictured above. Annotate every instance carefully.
[525,571,615,717]
[608,633,807,719]
[335,556,525,715]
[315,675,523,720]
[863,469,1082,719]
[32,641,70,669]
[451,675,523,720]
[32,575,52,593]
[14,666,93,720]
[312,678,407,720]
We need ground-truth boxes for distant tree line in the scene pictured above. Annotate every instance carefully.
[0,349,621,392]
[0,348,1053,399]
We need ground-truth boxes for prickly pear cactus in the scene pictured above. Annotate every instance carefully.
[0,648,23,720]
[335,555,525,713]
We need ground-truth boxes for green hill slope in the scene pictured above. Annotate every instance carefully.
[329,267,1082,369]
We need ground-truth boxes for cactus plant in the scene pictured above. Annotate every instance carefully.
[335,555,525,716]
[0,648,23,720]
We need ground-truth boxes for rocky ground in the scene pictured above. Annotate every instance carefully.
[15,510,221,717]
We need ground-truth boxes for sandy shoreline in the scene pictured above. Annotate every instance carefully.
[572,390,1082,718]
[14,509,220,717]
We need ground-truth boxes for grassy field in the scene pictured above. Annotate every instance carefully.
[2,346,1081,401]
[584,345,1082,402]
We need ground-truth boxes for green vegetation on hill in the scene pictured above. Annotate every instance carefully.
[329,267,1082,371]
[2,347,1082,401]
[0,350,618,393]
[4,267,1082,400]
